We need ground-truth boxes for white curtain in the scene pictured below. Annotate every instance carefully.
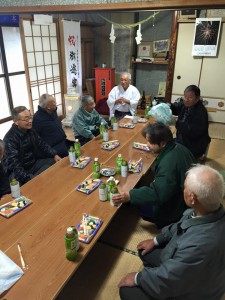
[62,20,82,94]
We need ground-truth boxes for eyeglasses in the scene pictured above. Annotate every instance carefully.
[18,115,33,122]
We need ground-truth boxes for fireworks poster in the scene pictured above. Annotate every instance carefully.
[62,20,82,94]
[192,18,221,56]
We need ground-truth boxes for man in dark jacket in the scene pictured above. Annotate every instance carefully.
[3,106,61,185]
[0,139,10,198]
[112,122,195,228]
[32,94,69,157]
[171,85,211,159]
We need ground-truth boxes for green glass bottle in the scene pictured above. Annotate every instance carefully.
[65,227,77,261]
[99,122,105,139]
[74,139,81,158]
[116,154,123,175]
[93,157,100,179]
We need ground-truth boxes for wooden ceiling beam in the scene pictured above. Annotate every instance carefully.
[1,0,225,14]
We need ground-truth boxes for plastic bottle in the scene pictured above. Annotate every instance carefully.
[121,159,128,178]
[10,178,21,198]
[116,154,123,175]
[111,114,118,131]
[93,157,100,179]
[110,186,120,206]
[99,122,105,139]
[74,139,81,158]
[140,91,146,109]
[145,105,150,120]
[68,146,76,163]
[99,183,107,201]
[133,112,138,124]
[65,227,77,261]
[106,178,116,201]
[103,128,109,142]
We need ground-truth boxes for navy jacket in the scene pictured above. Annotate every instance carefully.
[33,106,68,157]
[171,100,211,158]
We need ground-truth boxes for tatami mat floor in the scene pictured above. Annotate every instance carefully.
[57,123,225,300]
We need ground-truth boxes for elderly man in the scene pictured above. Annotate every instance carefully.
[119,165,225,300]
[107,72,140,120]
[3,106,61,185]
[0,139,10,198]
[171,85,211,159]
[33,94,69,157]
[113,122,195,228]
[72,95,108,146]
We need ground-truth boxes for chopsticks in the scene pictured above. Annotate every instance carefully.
[17,242,28,270]
[133,157,142,168]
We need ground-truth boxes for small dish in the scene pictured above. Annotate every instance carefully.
[100,168,116,177]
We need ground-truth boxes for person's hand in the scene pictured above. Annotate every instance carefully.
[54,155,62,162]
[137,239,155,256]
[112,191,130,206]
[118,272,136,288]
[115,97,124,104]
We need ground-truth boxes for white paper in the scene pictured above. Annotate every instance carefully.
[0,250,24,295]
[33,14,53,25]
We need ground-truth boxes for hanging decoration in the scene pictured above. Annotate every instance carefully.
[109,24,116,44]
[135,24,142,44]
[98,12,159,44]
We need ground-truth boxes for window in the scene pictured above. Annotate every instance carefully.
[0,26,29,123]
[22,20,63,115]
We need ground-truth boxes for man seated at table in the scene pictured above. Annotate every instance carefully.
[113,122,195,228]
[33,93,70,158]
[107,72,140,120]
[72,95,108,146]
[170,85,211,160]
[118,165,225,300]
[3,106,61,185]
[0,139,10,199]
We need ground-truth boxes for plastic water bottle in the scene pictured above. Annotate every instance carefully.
[10,178,21,198]
[116,154,123,175]
[100,122,105,139]
[68,146,76,163]
[93,157,100,179]
[74,139,81,158]
[111,114,118,131]
[110,186,120,206]
[65,227,78,261]
[121,159,128,177]
[99,183,107,201]
[133,112,138,124]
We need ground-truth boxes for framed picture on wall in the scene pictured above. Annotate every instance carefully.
[153,39,170,58]
[178,10,197,19]
[137,42,153,58]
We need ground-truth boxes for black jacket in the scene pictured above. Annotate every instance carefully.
[171,100,211,158]
[33,106,68,157]
[0,162,10,198]
[3,124,56,185]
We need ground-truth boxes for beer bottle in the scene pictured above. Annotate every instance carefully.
[140,91,146,109]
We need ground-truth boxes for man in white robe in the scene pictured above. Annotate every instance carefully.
[107,72,140,120]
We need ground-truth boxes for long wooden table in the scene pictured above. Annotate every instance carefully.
[0,118,157,299]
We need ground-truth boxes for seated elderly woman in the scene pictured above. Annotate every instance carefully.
[170,85,211,160]
[72,95,109,146]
